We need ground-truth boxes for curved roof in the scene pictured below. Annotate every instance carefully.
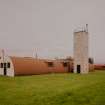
[10,57,67,76]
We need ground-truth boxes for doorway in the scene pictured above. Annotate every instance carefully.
[4,67,7,75]
[77,65,81,73]
[4,63,7,76]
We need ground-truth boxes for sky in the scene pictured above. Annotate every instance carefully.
[0,0,105,63]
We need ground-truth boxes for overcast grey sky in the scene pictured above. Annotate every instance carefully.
[0,0,105,63]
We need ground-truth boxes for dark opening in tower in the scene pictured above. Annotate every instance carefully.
[77,65,81,73]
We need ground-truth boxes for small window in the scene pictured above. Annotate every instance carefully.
[1,63,3,68]
[88,58,94,64]
[63,62,68,67]
[4,63,6,68]
[47,62,54,67]
[7,62,10,68]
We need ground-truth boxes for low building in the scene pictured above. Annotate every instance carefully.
[0,52,94,77]
[94,64,105,70]
[0,55,73,77]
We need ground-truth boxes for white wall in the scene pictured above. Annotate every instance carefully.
[74,31,89,74]
[0,50,4,76]
[0,50,14,77]
[6,56,14,77]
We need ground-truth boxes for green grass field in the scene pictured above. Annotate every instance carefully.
[0,70,105,105]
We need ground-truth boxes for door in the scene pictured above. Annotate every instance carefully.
[4,67,7,75]
[4,63,7,75]
[68,63,71,73]
[77,65,81,73]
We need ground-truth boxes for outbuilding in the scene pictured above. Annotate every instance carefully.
[0,52,94,77]
[0,55,72,77]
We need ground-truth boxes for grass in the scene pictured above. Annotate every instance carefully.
[0,70,105,105]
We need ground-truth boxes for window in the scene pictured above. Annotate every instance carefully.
[7,62,10,68]
[62,62,68,67]
[4,63,6,68]
[1,63,3,68]
[47,62,54,67]
[88,58,94,64]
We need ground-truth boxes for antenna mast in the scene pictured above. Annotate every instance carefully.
[86,24,88,32]
[2,49,5,63]
[33,48,38,59]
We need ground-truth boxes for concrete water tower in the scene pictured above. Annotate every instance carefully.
[74,24,89,74]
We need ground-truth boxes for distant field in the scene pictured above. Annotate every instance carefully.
[0,70,105,105]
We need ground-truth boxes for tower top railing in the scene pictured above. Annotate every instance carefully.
[74,24,88,33]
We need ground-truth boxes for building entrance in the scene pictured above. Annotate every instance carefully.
[77,65,81,73]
